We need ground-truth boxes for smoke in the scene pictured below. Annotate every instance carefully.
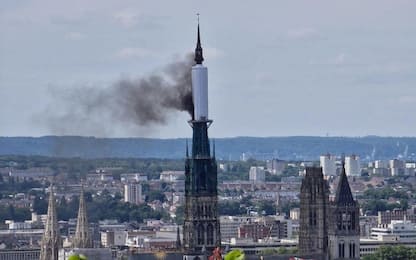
[43,54,194,136]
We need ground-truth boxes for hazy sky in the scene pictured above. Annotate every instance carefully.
[1,0,416,138]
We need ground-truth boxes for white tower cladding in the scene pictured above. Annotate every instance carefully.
[192,65,208,121]
[191,24,209,121]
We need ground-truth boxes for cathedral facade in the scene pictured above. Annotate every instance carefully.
[299,164,360,260]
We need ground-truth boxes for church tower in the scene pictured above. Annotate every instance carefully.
[299,167,329,259]
[328,162,360,260]
[183,22,221,259]
[40,185,61,260]
[73,185,93,248]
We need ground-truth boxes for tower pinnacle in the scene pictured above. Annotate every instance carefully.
[40,184,61,260]
[194,20,204,64]
[73,183,93,248]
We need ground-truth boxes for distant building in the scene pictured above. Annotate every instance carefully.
[389,159,405,176]
[8,167,54,181]
[249,166,265,182]
[86,173,113,182]
[345,155,360,176]
[374,160,388,169]
[219,216,254,241]
[120,173,147,182]
[100,230,127,247]
[405,163,416,176]
[0,249,40,260]
[266,159,286,175]
[320,154,337,176]
[290,208,300,220]
[378,209,416,225]
[371,220,416,242]
[124,183,143,205]
[5,220,31,230]
[159,171,184,182]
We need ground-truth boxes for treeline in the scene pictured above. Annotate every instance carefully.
[0,155,270,183]
[32,190,168,223]
[0,205,31,223]
[360,187,412,215]
[362,245,416,260]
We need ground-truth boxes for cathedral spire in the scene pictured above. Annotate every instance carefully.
[40,184,61,260]
[194,16,204,64]
[334,160,355,206]
[73,183,93,248]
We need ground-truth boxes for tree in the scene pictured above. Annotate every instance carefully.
[362,245,416,260]
[145,190,166,202]
[33,196,48,214]
[277,247,288,255]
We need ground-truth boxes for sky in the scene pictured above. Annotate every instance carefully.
[1,0,416,138]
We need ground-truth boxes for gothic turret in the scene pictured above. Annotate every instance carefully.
[39,185,61,260]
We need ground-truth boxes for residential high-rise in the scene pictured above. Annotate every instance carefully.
[73,185,93,248]
[345,155,360,176]
[183,23,221,259]
[249,166,265,182]
[39,185,61,260]
[124,183,143,205]
[299,167,329,257]
[320,154,337,176]
[328,163,360,260]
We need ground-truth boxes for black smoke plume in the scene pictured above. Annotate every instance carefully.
[44,54,194,136]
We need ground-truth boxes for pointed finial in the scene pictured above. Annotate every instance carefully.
[194,14,204,64]
[341,153,346,174]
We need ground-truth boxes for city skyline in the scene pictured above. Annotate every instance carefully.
[1,1,416,138]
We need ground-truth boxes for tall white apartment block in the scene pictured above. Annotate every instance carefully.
[345,155,361,176]
[319,154,337,176]
[389,159,405,176]
[124,183,143,205]
[249,166,265,182]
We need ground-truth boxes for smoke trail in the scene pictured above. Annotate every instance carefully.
[43,54,194,136]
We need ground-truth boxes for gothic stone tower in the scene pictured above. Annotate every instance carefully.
[39,185,61,260]
[183,23,221,259]
[73,185,93,248]
[299,167,329,259]
[328,164,360,260]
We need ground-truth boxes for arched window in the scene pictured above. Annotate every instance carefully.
[207,224,214,245]
[197,224,204,245]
